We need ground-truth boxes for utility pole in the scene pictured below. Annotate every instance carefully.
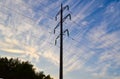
[54,3,71,79]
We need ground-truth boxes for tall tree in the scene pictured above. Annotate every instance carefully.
[0,57,53,79]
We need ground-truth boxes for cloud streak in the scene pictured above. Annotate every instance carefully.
[0,0,120,79]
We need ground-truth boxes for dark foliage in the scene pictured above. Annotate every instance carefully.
[0,57,53,79]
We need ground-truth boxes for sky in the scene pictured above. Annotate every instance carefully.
[0,0,120,79]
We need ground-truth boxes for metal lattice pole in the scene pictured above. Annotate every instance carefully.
[54,3,71,79]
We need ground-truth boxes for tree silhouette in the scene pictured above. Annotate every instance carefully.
[0,57,53,79]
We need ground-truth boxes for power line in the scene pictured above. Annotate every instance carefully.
[0,1,119,54]
[1,1,117,49]
[1,2,119,77]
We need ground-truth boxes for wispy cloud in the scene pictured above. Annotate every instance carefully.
[82,1,120,77]
[0,0,120,79]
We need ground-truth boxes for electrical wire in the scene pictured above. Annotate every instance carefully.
[0,1,119,56]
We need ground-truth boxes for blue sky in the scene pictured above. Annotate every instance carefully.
[0,0,120,79]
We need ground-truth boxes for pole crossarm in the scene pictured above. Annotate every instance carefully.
[63,29,69,37]
[54,13,71,34]
[55,29,69,45]
[55,5,70,21]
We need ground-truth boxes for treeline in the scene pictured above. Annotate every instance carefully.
[0,57,53,79]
